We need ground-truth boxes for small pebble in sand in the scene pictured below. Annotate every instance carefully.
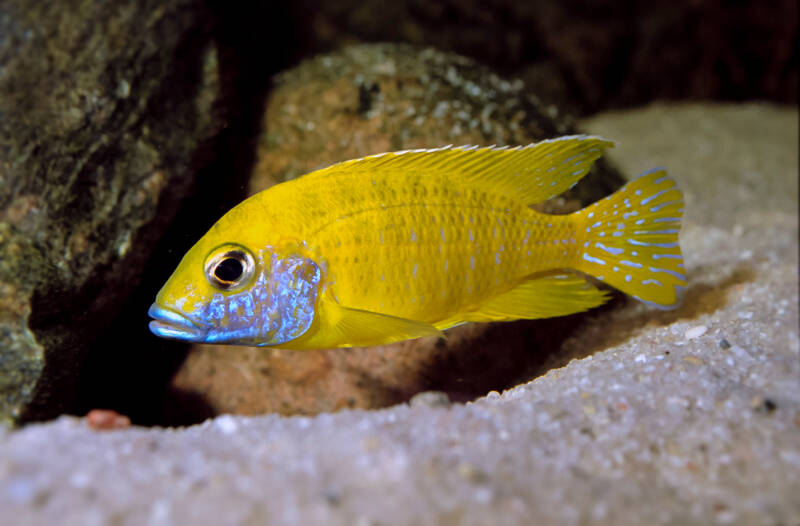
[86,409,131,431]
[214,415,239,434]
[684,325,708,340]
[719,339,732,349]
[409,391,452,409]
[751,397,778,415]
[457,462,489,484]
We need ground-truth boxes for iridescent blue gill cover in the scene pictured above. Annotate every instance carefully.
[149,251,321,346]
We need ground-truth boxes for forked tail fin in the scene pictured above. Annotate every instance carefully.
[573,169,686,309]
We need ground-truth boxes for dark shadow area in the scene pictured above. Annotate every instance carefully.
[72,2,301,426]
[418,297,626,404]
[162,386,217,427]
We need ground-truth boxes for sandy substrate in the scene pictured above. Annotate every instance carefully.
[1,103,797,526]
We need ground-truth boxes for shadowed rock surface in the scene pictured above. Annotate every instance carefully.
[0,103,795,526]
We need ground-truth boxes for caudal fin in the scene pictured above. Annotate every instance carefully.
[573,169,686,309]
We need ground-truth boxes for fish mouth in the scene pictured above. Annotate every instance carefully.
[148,303,208,343]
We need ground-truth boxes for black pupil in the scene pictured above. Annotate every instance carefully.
[214,257,244,282]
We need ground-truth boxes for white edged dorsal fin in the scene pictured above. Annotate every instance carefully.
[303,135,614,204]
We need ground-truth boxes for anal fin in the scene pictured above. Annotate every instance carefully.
[462,274,610,323]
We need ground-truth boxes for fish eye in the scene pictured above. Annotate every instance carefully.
[204,245,256,290]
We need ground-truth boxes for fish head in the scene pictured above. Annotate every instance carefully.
[148,237,322,347]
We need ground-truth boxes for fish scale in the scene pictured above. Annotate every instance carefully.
[148,136,686,349]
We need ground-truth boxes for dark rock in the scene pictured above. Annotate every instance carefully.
[169,44,626,418]
[0,0,224,424]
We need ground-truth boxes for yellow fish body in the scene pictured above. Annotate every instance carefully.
[149,136,686,349]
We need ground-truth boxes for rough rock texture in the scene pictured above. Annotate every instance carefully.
[169,44,626,419]
[1,103,796,526]
[0,0,222,424]
[292,0,798,113]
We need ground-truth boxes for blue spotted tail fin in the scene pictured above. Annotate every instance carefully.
[574,169,686,309]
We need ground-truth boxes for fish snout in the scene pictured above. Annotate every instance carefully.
[148,303,208,342]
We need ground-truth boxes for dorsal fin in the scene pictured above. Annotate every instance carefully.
[303,135,614,204]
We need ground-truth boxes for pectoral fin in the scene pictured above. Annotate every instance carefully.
[285,294,442,349]
[463,274,610,323]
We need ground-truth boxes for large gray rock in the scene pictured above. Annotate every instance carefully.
[0,103,796,525]
[0,0,222,424]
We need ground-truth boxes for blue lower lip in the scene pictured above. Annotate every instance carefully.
[148,303,207,342]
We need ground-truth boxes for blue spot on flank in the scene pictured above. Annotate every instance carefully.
[650,200,682,213]
[649,267,686,281]
[628,239,679,248]
[410,229,417,242]
[652,253,682,260]
[595,242,624,255]
[635,219,646,225]
[653,217,681,223]
[642,279,663,286]
[583,253,606,265]
[625,275,632,282]
[634,229,679,235]
[620,259,643,268]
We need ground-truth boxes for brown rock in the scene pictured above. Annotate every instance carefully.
[169,44,625,418]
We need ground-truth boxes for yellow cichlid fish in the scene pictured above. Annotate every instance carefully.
[148,136,686,349]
